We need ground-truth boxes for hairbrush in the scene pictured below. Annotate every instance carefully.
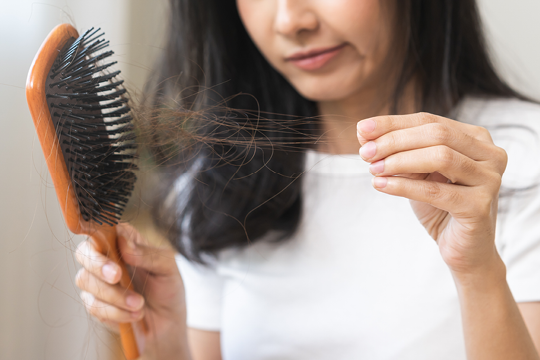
[26,24,143,359]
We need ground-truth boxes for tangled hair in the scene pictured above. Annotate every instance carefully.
[140,0,522,263]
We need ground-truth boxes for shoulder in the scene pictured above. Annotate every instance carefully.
[455,96,540,189]
[455,96,540,128]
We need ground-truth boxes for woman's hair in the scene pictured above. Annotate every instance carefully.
[143,0,522,263]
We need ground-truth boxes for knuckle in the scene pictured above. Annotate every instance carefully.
[476,126,492,141]
[417,112,430,120]
[460,157,476,175]
[446,189,463,206]
[80,291,95,310]
[417,112,436,124]
[470,192,493,216]
[75,241,87,264]
[434,146,455,170]
[87,302,109,322]
[495,146,508,172]
[422,181,462,207]
[492,172,503,189]
[429,123,452,143]
[484,171,503,192]
[88,253,106,269]
[423,181,443,202]
[480,126,491,137]
[75,268,86,289]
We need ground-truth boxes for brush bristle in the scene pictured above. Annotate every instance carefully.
[45,27,137,226]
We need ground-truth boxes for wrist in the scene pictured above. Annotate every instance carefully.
[144,326,191,360]
[451,251,507,292]
[142,314,191,360]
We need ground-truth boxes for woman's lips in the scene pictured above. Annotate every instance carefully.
[286,43,347,71]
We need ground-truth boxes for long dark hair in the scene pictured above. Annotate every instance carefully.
[143,0,521,263]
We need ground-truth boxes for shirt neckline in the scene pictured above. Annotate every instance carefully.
[305,150,371,175]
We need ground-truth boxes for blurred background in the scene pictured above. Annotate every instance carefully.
[0,0,539,359]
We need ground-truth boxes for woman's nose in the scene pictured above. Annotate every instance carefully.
[274,0,319,38]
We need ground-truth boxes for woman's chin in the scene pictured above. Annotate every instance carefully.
[296,88,353,102]
[290,77,361,103]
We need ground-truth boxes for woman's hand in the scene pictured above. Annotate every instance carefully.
[356,112,508,277]
[75,223,190,359]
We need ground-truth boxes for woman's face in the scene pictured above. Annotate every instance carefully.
[236,0,398,102]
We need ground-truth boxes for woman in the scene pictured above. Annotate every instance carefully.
[75,0,540,359]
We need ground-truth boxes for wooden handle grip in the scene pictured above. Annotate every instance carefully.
[90,226,145,359]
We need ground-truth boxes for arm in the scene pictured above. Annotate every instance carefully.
[519,302,540,352]
[188,329,222,360]
[356,113,540,360]
[453,255,540,360]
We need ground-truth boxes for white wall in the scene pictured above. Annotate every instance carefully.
[478,0,540,99]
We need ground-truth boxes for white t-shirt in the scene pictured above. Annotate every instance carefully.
[176,97,540,360]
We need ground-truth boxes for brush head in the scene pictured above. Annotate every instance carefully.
[45,28,137,226]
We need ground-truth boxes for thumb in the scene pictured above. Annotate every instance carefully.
[117,223,177,276]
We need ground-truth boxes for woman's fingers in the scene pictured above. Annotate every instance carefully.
[371,175,494,218]
[76,224,183,329]
[357,112,494,145]
[80,290,144,324]
[75,228,148,325]
[368,145,494,186]
[358,113,507,181]
[359,122,499,164]
[76,268,145,313]
[75,240,121,285]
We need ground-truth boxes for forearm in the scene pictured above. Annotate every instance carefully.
[141,322,192,360]
[453,255,539,360]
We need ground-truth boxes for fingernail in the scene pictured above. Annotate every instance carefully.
[102,264,118,283]
[360,141,377,159]
[358,119,376,134]
[372,177,388,189]
[369,160,385,174]
[126,295,144,310]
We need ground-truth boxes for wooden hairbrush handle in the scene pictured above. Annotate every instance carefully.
[90,226,145,359]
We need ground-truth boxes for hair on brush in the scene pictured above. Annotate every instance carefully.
[46,27,137,225]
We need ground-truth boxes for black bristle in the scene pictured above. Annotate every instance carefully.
[45,29,137,226]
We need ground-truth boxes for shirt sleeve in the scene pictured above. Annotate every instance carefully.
[481,100,540,303]
[497,187,540,303]
[175,254,225,331]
